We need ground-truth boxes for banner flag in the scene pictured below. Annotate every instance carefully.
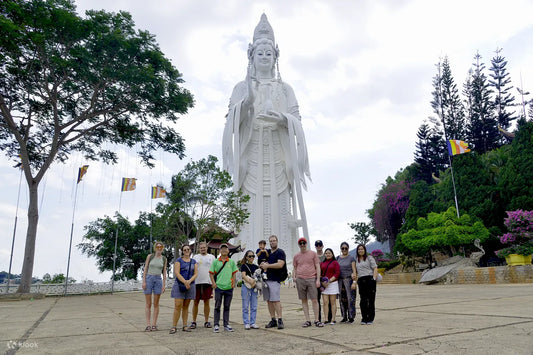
[121,178,137,191]
[77,165,89,184]
[447,140,471,156]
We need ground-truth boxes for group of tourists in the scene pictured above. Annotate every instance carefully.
[141,236,379,333]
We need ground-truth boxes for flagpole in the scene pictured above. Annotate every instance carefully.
[435,62,460,218]
[64,181,80,296]
[112,192,123,293]
[447,155,460,218]
[6,169,23,293]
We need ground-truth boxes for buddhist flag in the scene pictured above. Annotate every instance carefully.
[121,178,137,191]
[151,186,166,199]
[77,165,89,184]
[447,140,471,156]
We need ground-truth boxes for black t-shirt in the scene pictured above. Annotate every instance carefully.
[240,263,259,277]
[266,248,286,282]
[256,248,269,264]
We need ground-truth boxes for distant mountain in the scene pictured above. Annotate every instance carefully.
[349,240,390,259]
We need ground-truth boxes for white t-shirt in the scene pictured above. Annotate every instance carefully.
[193,253,216,284]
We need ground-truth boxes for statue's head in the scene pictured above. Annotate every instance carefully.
[248,14,280,77]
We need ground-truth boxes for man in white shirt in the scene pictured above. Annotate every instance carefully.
[191,241,216,328]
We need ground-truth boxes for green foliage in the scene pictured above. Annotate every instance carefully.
[1,0,193,293]
[494,242,533,258]
[164,155,249,243]
[78,212,154,280]
[41,273,75,284]
[348,221,376,246]
[377,259,400,271]
[398,207,489,256]
[499,120,533,210]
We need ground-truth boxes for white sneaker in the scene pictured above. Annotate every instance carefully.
[250,324,259,329]
[244,324,250,330]
[224,325,234,332]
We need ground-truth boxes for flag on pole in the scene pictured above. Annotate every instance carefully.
[121,178,137,191]
[77,165,89,184]
[151,186,166,199]
[447,140,471,156]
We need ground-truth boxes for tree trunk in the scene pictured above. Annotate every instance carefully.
[17,181,40,293]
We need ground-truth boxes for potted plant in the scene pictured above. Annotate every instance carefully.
[495,210,533,266]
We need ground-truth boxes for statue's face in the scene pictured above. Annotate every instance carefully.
[253,43,275,71]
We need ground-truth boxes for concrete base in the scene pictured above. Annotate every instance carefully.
[0,293,46,302]
[1,284,532,354]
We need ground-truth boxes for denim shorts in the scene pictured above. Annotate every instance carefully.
[144,274,163,295]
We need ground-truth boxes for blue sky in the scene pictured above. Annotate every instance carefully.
[2,0,533,282]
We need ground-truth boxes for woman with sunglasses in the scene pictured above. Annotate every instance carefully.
[170,245,198,334]
[240,250,260,330]
[142,241,167,331]
[320,248,340,325]
[355,244,378,325]
[336,242,357,323]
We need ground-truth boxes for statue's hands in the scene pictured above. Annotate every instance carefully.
[244,65,254,107]
[257,110,286,125]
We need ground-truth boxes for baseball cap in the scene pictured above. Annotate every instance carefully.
[315,240,323,247]
[297,237,307,244]
[220,243,229,249]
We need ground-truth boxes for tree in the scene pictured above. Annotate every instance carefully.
[166,155,249,247]
[499,120,533,210]
[368,178,410,253]
[348,221,376,246]
[398,207,490,256]
[78,212,153,280]
[489,48,517,133]
[0,0,194,292]
[465,52,499,153]
[42,273,75,284]
[433,57,466,141]
[414,121,447,183]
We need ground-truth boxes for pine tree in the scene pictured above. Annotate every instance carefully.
[414,121,447,183]
[489,48,517,134]
[440,57,466,140]
[465,52,499,153]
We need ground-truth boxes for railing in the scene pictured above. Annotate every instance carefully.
[0,279,175,296]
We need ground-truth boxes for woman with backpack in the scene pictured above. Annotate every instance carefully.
[142,241,167,331]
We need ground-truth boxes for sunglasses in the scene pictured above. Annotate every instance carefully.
[341,247,349,250]
[155,245,164,249]
[183,248,190,251]
[247,254,255,258]
[299,242,307,246]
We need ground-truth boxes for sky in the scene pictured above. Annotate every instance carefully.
[2,0,533,283]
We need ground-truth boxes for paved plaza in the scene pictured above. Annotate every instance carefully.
[1,283,532,354]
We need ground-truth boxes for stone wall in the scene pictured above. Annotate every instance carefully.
[0,279,176,296]
[443,265,533,284]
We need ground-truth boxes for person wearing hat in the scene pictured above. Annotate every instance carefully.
[293,237,323,327]
[209,243,238,333]
[314,240,331,323]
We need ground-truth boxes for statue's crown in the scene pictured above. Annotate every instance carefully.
[253,13,275,44]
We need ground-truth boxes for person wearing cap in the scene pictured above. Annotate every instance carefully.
[314,240,331,323]
[256,240,269,280]
[260,235,286,329]
[191,241,216,329]
[293,237,323,327]
[209,243,238,333]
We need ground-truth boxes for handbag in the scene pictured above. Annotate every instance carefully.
[243,264,256,289]
[177,259,192,292]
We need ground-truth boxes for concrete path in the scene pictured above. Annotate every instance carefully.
[1,284,532,354]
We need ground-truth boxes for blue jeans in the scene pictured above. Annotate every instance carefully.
[241,286,258,325]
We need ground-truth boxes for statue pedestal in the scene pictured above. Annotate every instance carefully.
[505,254,532,266]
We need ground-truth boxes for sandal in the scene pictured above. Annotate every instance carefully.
[204,322,212,328]
[302,321,312,328]
[169,326,177,334]
[314,321,324,327]
[151,325,158,331]
[190,322,197,329]
[182,326,191,332]
[145,326,152,332]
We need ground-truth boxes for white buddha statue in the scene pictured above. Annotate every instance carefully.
[222,14,311,262]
